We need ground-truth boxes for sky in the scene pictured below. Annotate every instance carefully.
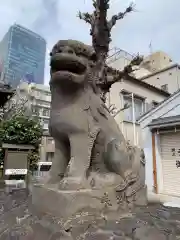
[0,0,180,85]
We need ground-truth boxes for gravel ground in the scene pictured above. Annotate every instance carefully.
[1,187,180,240]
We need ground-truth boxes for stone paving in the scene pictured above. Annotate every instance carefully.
[1,188,180,240]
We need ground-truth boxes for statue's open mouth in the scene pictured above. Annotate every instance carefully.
[50,53,86,75]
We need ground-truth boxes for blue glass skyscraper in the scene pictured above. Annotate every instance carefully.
[0,24,46,88]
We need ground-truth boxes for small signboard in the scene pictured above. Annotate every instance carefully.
[5,169,27,175]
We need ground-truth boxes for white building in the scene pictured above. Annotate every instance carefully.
[139,64,180,94]
[5,82,54,162]
[108,48,177,91]
[133,51,173,78]
[107,49,178,147]
[107,48,133,70]
[140,51,173,73]
[138,90,180,206]
[107,70,170,147]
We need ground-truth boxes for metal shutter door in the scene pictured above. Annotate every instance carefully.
[160,132,180,196]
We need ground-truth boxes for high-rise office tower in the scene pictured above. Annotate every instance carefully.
[0,24,46,88]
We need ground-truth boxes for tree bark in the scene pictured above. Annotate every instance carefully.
[79,0,142,97]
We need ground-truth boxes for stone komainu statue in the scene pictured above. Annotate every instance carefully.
[48,39,146,205]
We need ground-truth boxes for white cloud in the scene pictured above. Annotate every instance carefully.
[0,0,179,85]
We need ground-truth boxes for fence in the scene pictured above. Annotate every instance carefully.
[31,171,49,178]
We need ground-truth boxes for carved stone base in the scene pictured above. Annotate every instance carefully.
[32,184,119,219]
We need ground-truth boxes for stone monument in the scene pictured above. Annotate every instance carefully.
[32,40,147,220]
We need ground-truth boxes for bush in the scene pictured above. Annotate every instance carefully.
[0,112,43,169]
[0,113,42,145]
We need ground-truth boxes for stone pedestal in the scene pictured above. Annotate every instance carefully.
[32,184,118,219]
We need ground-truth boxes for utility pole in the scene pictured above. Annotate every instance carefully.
[131,93,136,145]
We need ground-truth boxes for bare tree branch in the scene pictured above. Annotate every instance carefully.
[78,0,111,91]
[78,0,142,101]
[108,2,135,30]
[96,53,143,93]
[78,11,94,24]
[92,0,97,8]
[106,103,130,117]
[123,54,143,74]
[112,103,130,117]
[108,104,117,114]
[112,54,143,81]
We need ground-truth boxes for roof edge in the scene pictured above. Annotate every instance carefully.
[138,89,180,123]
[107,66,170,97]
[139,63,179,80]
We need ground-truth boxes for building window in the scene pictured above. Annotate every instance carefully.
[43,119,49,124]
[161,84,168,92]
[39,164,51,171]
[32,106,40,115]
[38,100,50,106]
[45,92,51,96]
[152,101,158,108]
[123,93,145,122]
[42,109,50,117]
[43,119,49,128]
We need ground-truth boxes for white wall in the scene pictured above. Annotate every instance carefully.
[141,51,173,72]
[142,66,180,94]
[140,92,180,129]
[141,127,154,192]
[40,136,55,162]
[109,80,167,146]
[142,128,164,194]
[160,104,180,118]
[139,91,180,196]
[155,133,164,194]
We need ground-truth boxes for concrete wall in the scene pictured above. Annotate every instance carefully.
[108,50,174,80]
[141,129,165,197]
[141,127,154,192]
[40,136,55,162]
[142,66,180,94]
[141,51,173,72]
[109,80,167,146]
[122,123,142,147]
